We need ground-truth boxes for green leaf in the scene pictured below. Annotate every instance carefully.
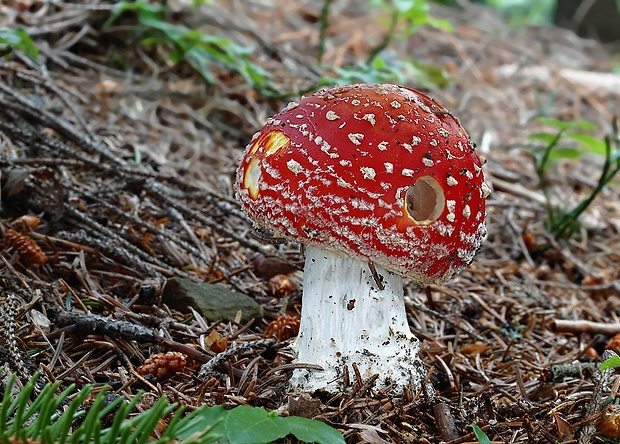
[470,423,492,444]
[324,63,402,86]
[546,147,582,160]
[392,0,424,14]
[600,355,620,371]
[399,1,452,31]
[104,0,165,27]
[173,405,344,444]
[566,133,608,156]
[610,146,620,164]
[323,54,449,91]
[534,117,597,132]
[406,59,451,89]
[372,0,453,33]
[225,406,289,444]
[175,405,228,442]
[104,0,275,94]
[526,145,582,160]
[425,16,453,31]
[528,132,560,144]
[0,28,38,61]
[285,416,345,444]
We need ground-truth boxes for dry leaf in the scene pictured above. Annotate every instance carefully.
[552,411,574,440]
[204,330,228,353]
[460,342,490,356]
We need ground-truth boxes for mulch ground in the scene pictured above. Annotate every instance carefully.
[1,1,619,442]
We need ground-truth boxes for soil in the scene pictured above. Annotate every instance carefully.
[0,1,619,442]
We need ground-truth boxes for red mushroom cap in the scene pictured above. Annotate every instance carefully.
[235,83,488,284]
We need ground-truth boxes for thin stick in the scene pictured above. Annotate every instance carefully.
[552,320,620,335]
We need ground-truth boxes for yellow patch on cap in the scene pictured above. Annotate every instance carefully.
[264,131,290,156]
[243,157,262,200]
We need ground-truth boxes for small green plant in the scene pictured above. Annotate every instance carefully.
[319,52,450,90]
[106,0,453,97]
[526,116,620,240]
[0,27,38,61]
[315,0,452,91]
[0,370,344,444]
[105,1,275,94]
[470,423,492,444]
[176,405,344,444]
[477,0,555,27]
[367,0,453,64]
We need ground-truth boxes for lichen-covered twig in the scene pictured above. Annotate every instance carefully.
[198,339,276,379]
[0,293,32,381]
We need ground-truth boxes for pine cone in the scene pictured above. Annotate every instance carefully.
[265,315,300,341]
[137,351,187,379]
[4,228,47,265]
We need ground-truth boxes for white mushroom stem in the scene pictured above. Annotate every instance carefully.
[290,245,424,393]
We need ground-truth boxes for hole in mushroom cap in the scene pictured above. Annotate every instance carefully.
[405,176,445,224]
[243,157,262,200]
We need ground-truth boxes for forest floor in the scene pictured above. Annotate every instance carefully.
[1,1,620,442]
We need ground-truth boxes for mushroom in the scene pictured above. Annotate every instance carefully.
[235,83,488,393]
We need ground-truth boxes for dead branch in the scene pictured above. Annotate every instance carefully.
[54,310,160,343]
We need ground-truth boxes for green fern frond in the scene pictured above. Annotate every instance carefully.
[0,369,344,444]
[0,371,174,444]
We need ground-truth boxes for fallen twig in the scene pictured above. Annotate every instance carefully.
[540,362,596,383]
[552,320,620,335]
[198,338,276,379]
[51,310,211,363]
